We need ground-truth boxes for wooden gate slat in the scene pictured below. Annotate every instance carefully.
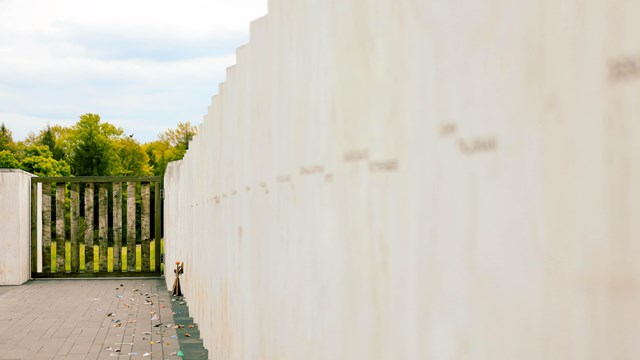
[42,183,51,273]
[70,183,80,272]
[84,183,94,272]
[31,183,37,274]
[127,182,136,272]
[98,184,108,272]
[154,181,161,272]
[141,183,150,272]
[113,182,122,271]
[55,183,65,272]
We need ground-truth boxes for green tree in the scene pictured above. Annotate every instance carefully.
[39,125,68,161]
[19,145,71,176]
[0,150,20,168]
[158,121,197,152]
[114,137,152,176]
[23,125,73,162]
[147,122,197,176]
[68,114,123,176]
[0,123,16,152]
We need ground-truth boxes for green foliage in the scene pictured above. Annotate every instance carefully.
[19,144,71,176]
[158,121,197,150]
[0,123,16,152]
[20,154,71,177]
[113,137,152,176]
[38,125,68,161]
[68,114,123,176]
[0,150,20,168]
[23,144,52,158]
[147,122,197,175]
[1,117,196,177]
[144,141,170,176]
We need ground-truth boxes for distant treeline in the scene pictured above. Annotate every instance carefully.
[0,113,197,177]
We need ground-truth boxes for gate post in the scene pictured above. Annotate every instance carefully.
[0,169,34,285]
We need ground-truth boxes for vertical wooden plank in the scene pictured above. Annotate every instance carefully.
[113,182,122,271]
[141,183,151,272]
[98,184,108,272]
[127,182,136,272]
[55,183,65,272]
[154,181,161,273]
[36,183,42,273]
[30,182,37,275]
[84,183,94,272]
[42,183,51,274]
[70,183,80,272]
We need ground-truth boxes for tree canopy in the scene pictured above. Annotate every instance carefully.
[146,121,197,176]
[0,115,196,177]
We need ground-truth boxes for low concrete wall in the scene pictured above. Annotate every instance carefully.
[0,169,33,285]
[164,1,640,359]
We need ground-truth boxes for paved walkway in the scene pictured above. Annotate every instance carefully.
[0,279,186,360]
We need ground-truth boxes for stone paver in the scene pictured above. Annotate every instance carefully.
[0,279,183,360]
[0,286,17,297]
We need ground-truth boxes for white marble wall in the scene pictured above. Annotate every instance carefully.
[164,1,640,359]
[0,169,33,285]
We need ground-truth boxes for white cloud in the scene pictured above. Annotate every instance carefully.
[0,0,265,40]
[0,0,267,142]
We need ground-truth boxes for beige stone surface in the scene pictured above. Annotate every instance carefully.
[164,1,640,359]
[0,169,33,285]
[0,279,181,360]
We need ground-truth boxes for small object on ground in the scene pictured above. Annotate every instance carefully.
[172,261,184,296]
[184,333,191,337]
[188,324,195,328]
[107,312,115,317]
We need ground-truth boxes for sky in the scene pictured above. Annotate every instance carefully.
[0,0,267,143]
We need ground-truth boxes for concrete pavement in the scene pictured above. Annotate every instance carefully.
[0,279,189,360]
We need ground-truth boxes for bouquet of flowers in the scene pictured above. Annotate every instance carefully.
[172,261,184,296]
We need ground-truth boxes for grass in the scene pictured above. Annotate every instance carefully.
[49,239,163,273]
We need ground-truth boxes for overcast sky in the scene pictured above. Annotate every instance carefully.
[0,0,267,142]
